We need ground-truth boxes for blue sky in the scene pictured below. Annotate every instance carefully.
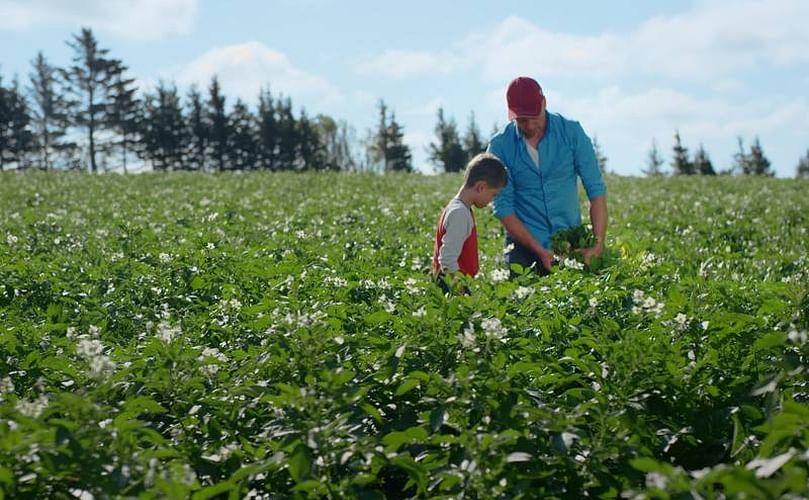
[1,0,808,176]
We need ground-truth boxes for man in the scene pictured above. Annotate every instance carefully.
[487,76,607,275]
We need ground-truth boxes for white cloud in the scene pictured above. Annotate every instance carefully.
[359,0,809,83]
[167,41,343,110]
[356,49,460,79]
[552,87,809,175]
[402,97,446,118]
[0,0,197,40]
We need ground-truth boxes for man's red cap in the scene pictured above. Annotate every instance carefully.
[506,76,545,120]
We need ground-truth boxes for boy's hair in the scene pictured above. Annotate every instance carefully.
[463,153,507,188]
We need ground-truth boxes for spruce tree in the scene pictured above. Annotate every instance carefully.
[733,137,749,175]
[226,98,258,171]
[796,149,809,179]
[107,65,140,173]
[693,144,715,175]
[0,78,35,170]
[28,52,74,170]
[747,137,773,176]
[140,82,186,170]
[274,96,298,171]
[643,138,665,176]
[428,107,465,173]
[369,99,390,173]
[671,130,694,175]
[385,112,412,173]
[61,28,122,172]
[369,100,412,173]
[185,85,208,171]
[207,76,228,172]
[296,109,327,171]
[256,87,278,170]
[0,77,34,170]
[462,111,485,162]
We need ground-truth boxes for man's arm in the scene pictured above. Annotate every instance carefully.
[580,194,608,265]
[500,214,554,272]
[569,120,608,266]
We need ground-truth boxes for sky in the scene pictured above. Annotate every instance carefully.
[1,0,808,177]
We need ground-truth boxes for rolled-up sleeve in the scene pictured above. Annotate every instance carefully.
[571,121,607,200]
[487,140,515,220]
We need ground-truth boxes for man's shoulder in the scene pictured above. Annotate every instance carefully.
[489,122,518,148]
[548,112,584,136]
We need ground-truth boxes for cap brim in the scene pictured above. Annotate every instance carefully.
[508,96,545,120]
[508,108,541,120]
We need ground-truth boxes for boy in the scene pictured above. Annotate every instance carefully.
[432,153,507,293]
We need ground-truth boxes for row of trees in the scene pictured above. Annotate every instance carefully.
[3,27,808,177]
[640,131,797,177]
[0,28,414,173]
[427,110,808,179]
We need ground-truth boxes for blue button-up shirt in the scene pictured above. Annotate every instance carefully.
[487,112,607,249]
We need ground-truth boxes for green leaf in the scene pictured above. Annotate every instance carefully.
[395,378,420,396]
[287,445,312,483]
[192,481,235,500]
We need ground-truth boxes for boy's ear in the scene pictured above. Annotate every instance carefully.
[474,180,489,192]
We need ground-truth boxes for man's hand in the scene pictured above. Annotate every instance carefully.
[577,242,604,267]
[536,247,555,272]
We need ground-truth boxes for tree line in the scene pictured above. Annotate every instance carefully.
[2,27,808,178]
[640,131,792,177]
[0,28,414,174]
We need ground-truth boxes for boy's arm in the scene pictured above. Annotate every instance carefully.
[437,206,472,273]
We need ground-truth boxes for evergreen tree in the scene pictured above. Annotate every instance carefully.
[28,52,74,171]
[207,76,228,172]
[296,110,327,170]
[693,144,715,176]
[274,96,298,171]
[796,149,809,179]
[428,107,465,173]
[226,98,258,171]
[256,87,278,170]
[369,100,412,173]
[747,137,773,176]
[369,100,390,173]
[592,135,607,174]
[462,111,485,162]
[732,137,749,175]
[385,112,412,173]
[140,82,186,171]
[671,130,694,175]
[643,138,665,176]
[107,65,140,173]
[0,77,35,170]
[185,85,208,171]
[61,28,123,172]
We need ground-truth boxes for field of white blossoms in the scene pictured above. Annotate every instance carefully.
[1,172,807,498]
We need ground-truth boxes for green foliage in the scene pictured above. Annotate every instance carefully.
[0,172,807,498]
[428,107,466,173]
[551,224,596,256]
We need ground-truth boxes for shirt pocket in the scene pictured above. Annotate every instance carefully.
[544,147,576,182]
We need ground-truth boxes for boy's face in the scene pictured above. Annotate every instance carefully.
[472,181,502,208]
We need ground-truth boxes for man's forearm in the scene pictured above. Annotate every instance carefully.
[500,214,544,254]
[589,195,608,247]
